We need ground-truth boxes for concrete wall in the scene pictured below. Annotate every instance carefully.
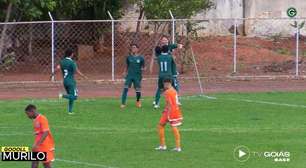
[196,0,306,36]
[244,0,306,36]
[120,0,306,37]
[190,0,242,36]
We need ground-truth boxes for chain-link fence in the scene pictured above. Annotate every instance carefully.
[0,18,305,84]
[0,22,51,81]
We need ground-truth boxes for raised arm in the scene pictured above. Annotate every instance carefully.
[76,68,88,79]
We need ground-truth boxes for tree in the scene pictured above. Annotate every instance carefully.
[53,0,123,20]
[144,0,213,19]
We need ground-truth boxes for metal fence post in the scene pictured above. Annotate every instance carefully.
[108,11,115,81]
[295,23,300,77]
[48,12,55,81]
[169,10,175,43]
[233,19,237,73]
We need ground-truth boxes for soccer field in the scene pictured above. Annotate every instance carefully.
[0,92,305,168]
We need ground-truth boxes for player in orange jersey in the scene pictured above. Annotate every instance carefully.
[155,78,183,152]
[25,104,55,168]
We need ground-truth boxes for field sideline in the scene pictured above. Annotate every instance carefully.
[0,92,305,168]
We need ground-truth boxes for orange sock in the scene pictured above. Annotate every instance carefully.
[172,127,181,148]
[158,125,166,146]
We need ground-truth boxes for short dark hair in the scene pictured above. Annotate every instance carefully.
[65,48,73,57]
[25,104,36,112]
[163,78,172,83]
[155,46,161,55]
[130,43,139,48]
[161,45,169,53]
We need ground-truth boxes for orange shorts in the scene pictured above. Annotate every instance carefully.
[44,150,55,163]
[34,149,55,163]
[159,112,183,127]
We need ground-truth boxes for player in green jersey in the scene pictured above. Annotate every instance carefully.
[153,45,177,108]
[121,44,145,108]
[153,36,183,108]
[53,48,87,114]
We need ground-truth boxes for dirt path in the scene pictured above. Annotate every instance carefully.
[0,77,305,100]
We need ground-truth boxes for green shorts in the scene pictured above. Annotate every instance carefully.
[64,81,78,97]
[157,76,173,90]
[124,76,142,89]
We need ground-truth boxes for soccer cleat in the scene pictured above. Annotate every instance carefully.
[58,93,63,99]
[68,112,75,115]
[154,104,160,109]
[177,101,182,106]
[155,146,167,151]
[120,104,126,108]
[136,101,141,108]
[171,147,182,152]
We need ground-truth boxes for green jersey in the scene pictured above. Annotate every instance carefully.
[157,53,176,78]
[126,55,145,78]
[60,57,77,84]
[168,43,177,53]
[155,43,178,76]
[154,43,177,57]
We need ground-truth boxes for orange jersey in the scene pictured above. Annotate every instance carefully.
[164,87,183,121]
[33,114,55,152]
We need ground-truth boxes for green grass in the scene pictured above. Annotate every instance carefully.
[0,92,306,168]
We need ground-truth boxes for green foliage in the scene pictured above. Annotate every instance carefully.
[54,0,123,20]
[290,20,305,29]
[0,0,124,21]
[275,48,290,55]
[8,0,56,20]
[143,0,213,19]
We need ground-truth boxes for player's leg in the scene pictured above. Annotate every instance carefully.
[134,78,142,108]
[171,126,181,152]
[155,112,167,151]
[172,76,180,93]
[31,161,39,168]
[121,77,131,108]
[172,77,181,105]
[62,83,78,100]
[63,84,78,113]
[153,77,163,108]
[43,150,54,168]
[170,120,183,152]
[43,162,52,168]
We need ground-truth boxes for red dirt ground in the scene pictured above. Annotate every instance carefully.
[1,36,306,100]
[0,77,306,100]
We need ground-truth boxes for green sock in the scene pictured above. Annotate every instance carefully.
[154,89,161,105]
[63,94,77,113]
[63,94,74,100]
[136,91,141,101]
[121,88,128,105]
[68,99,74,113]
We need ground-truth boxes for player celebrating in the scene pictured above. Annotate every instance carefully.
[25,104,55,168]
[153,36,182,108]
[121,44,145,108]
[154,45,177,108]
[155,78,183,152]
[53,48,87,114]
